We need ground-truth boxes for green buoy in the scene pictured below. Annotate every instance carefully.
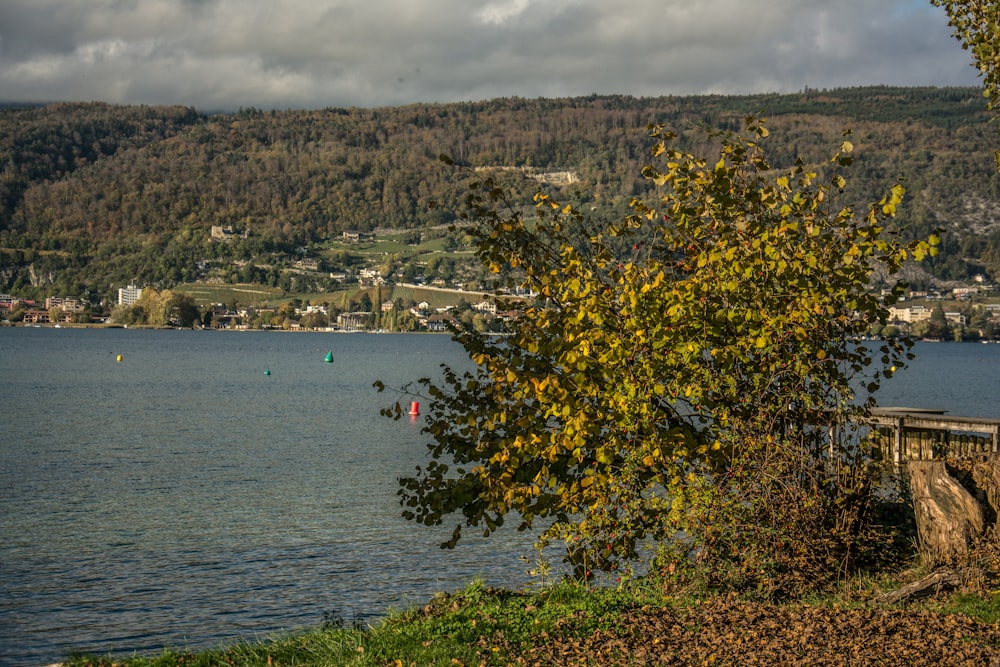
[264,369,271,375]
[324,351,334,363]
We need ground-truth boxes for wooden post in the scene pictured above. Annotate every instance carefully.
[893,417,903,466]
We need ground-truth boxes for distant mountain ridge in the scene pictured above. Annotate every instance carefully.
[1,87,999,301]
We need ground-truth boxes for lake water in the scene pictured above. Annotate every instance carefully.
[1,330,998,666]
[873,341,1000,418]
[0,329,537,667]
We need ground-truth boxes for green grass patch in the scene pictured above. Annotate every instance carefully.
[938,591,1000,623]
[60,579,652,667]
[367,240,419,255]
[175,283,283,307]
[388,285,415,304]
[295,288,359,306]
[416,237,453,253]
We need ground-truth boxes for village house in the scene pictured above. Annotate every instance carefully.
[0,294,24,314]
[423,312,455,332]
[888,305,932,324]
[945,311,967,326]
[342,230,373,243]
[357,268,385,287]
[294,258,320,271]
[210,225,247,241]
[472,299,496,314]
[45,297,86,313]
[22,309,73,324]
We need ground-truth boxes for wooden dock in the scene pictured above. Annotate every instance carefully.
[869,407,1000,464]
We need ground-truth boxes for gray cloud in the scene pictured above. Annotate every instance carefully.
[0,0,983,111]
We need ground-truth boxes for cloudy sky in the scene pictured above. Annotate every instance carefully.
[0,0,984,112]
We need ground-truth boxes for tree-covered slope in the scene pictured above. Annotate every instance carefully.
[1,87,999,300]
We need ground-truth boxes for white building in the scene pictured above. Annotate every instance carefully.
[887,305,931,323]
[118,284,143,305]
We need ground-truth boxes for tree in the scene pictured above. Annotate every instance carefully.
[300,310,326,329]
[167,291,200,327]
[933,0,1000,168]
[926,304,952,340]
[381,119,937,596]
[374,284,383,329]
[111,289,200,327]
[984,319,997,340]
[358,292,373,313]
[110,303,145,325]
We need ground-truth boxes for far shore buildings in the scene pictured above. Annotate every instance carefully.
[3,293,87,323]
[342,230,373,243]
[888,304,967,327]
[45,297,85,313]
[0,294,21,314]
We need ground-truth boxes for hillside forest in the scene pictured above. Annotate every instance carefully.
[1,86,1000,311]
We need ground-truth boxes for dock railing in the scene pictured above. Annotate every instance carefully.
[868,407,1000,465]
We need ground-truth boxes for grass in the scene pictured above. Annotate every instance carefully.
[56,576,1000,667]
[175,283,284,307]
[61,579,647,667]
[938,591,1000,623]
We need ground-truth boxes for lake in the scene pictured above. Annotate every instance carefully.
[1,329,998,666]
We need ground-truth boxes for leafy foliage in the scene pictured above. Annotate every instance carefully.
[933,0,1000,169]
[385,118,938,597]
[110,288,200,327]
[934,0,1000,112]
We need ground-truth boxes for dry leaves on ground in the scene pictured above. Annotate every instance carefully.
[489,595,1000,666]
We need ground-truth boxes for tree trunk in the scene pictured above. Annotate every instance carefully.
[877,458,1000,603]
[876,569,965,605]
[907,460,985,567]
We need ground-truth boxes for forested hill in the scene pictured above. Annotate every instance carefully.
[2,86,1000,301]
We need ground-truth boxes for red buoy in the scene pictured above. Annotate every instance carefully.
[409,401,420,416]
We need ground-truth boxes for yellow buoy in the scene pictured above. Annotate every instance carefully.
[116,354,123,362]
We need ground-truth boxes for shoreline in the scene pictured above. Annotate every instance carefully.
[3,322,997,343]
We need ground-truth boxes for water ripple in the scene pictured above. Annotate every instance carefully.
[0,330,534,666]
